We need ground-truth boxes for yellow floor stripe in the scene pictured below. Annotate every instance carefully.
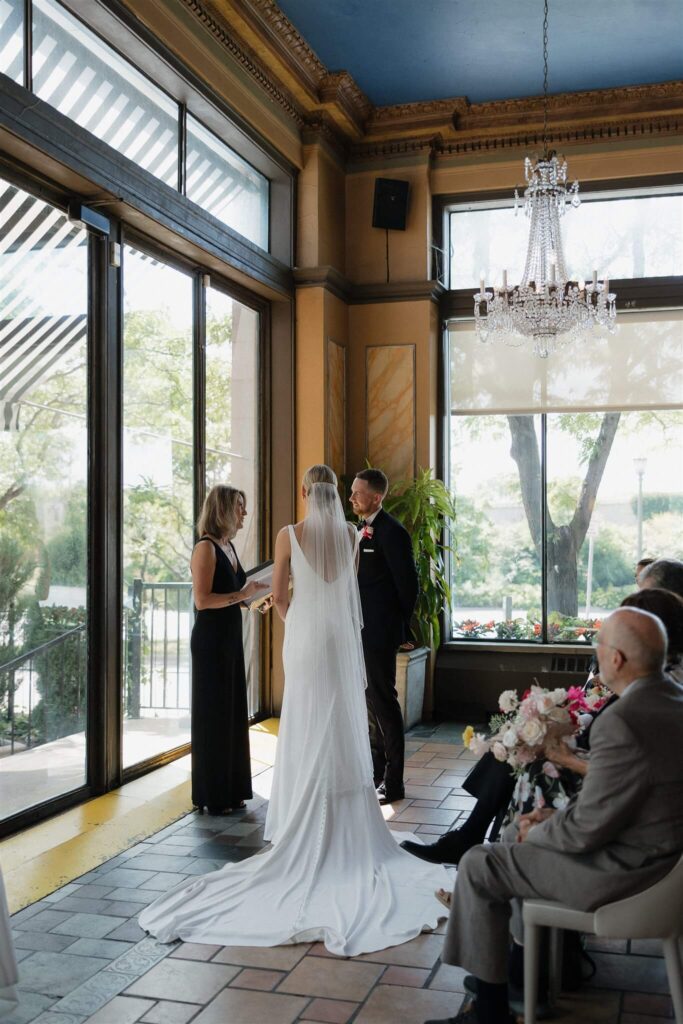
[0,718,279,914]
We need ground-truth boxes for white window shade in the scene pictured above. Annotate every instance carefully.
[449,310,683,414]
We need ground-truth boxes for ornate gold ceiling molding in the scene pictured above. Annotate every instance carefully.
[231,0,327,97]
[179,2,683,161]
[181,0,307,126]
[439,114,683,156]
[318,71,372,136]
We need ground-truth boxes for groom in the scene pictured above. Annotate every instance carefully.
[351,469,418,804]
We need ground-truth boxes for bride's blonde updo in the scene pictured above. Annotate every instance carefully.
[302,464,337,495]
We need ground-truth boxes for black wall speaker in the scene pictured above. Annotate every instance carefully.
[372,178,410,231]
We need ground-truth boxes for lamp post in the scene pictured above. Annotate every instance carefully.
[585,522,597,619]
[633,457,647,561]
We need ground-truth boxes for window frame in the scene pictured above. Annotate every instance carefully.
[0,169,273,838]
[9,0,293,264]
[436,175,683,650]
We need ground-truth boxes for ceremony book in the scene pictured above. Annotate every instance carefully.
[244,560,274,608]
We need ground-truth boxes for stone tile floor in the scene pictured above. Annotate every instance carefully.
[5,723,673,1023]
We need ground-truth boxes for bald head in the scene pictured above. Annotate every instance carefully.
[597,608,667,692]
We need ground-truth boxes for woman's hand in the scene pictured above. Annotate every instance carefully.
[256,595,274,614]
[544,736,589,776]
[241,580,270,603]
[516,807,554,842]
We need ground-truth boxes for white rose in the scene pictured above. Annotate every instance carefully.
[492,741,508,762]
[551,688,567,705]
[502,727,518,749]
[498,689,519,713]
[519,718,546,746]
[535,694,555,715]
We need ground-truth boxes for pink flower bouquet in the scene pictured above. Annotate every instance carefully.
[463,682,610,775]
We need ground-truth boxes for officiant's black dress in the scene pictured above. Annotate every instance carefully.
[191,537,253,812]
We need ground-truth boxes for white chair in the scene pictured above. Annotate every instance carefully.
[522,852,683,1024]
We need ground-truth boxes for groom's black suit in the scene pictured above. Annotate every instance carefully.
[357,508,419,792]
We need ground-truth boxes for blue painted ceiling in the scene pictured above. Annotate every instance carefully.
[276,0,683,107]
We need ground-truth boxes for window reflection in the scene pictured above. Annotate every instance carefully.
[33,0,179,188]
[0,177,88,821]
[205,287,261,716]
[121,247,193,768]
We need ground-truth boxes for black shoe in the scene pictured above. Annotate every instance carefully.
[376,782,405,804]
[401,831,469,866]
[463,975,551,1019]
[424,993,514,1024]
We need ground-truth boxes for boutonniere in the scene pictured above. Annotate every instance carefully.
[361,525,374,540]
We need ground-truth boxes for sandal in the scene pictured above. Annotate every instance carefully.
[203,801,248,816]
[436,887,452,910]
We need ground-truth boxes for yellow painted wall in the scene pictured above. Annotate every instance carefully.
[346,159,432,285]
[347,300,438,482]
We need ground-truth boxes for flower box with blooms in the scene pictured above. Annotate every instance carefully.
[462,681,611,775]
[452,615,603,643]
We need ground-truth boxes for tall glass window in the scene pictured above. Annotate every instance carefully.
[205,286,261,715]
[0,0,23,83]
[449,316,683,643]
[121,246,193,768]
[449,193,683,288]
[451,414,543,641]
[0,176,88,821]
[187,115,269,249]
[32,0,179,188]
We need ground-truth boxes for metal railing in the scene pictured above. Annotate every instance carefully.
[124,579,193,718]
[0,625,87,755]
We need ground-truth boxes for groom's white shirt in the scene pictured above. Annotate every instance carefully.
[363,507,382,526]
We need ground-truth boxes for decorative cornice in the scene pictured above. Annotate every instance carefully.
[349,134,442,163]
[181,0,306,126]
[368,97,468,134]
[460,80,683,128]
[301,111,347,158]
[318,71,372,135]
[178,3,683,160]
[229,0,325,98]
[439,113,683,155]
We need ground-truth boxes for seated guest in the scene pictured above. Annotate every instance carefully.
[639,557,683,598]
[403,586,683,869]
[426,608,683,1024]
[635,556,655,586]
[621,588,683,683]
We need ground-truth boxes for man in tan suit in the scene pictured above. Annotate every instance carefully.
[426,608,683,1024]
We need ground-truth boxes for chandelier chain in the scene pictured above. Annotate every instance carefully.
[542,0,549,154]
[472,0,617,357]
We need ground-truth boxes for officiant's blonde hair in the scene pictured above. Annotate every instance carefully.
[303,464,337,494]
[197,485,246,540]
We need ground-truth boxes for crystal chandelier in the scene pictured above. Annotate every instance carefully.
[473,0,617,358]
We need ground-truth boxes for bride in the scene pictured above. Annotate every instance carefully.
[140,464,450,956]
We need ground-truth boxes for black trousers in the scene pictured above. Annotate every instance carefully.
[363,639,404,789]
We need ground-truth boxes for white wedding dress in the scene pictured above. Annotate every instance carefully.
[140,484,450,956]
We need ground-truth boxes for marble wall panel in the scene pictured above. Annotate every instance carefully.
[326,339,346,482]
[366,344,416,483]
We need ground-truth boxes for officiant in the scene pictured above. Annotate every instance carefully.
[189,485,268,815]
[350,469,419,804]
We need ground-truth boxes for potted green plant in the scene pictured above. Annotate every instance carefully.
[384,468,456,726]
